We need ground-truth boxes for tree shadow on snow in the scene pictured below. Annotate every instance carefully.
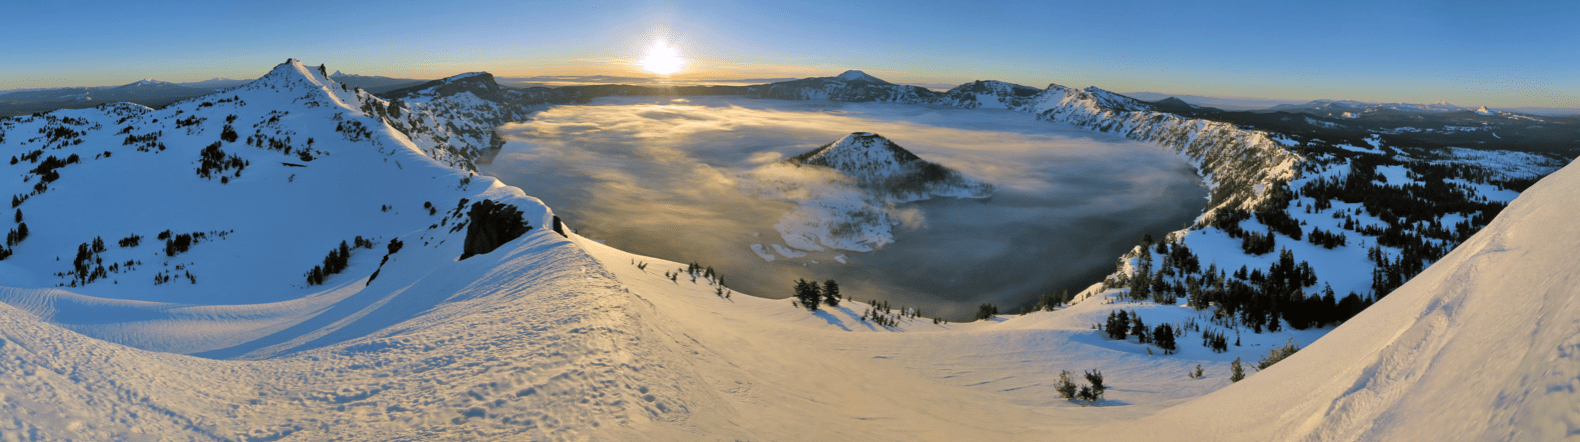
[194,234,567,359]
[811,309,853,332]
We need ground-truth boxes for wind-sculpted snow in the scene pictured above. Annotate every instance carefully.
[0,235,702,440]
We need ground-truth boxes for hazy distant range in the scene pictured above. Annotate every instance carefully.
[7,73,1577,117]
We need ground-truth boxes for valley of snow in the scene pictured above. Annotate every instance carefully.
[0,61,1574,441]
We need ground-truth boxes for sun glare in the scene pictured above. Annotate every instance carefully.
[637,39,686,75]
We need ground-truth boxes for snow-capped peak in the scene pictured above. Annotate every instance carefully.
[247,59,333,89]
[1475,105,1494,115]
[835,70,887,84]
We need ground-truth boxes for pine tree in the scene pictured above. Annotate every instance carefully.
[793,278,822,311]
[338,240,352,270]
[975,303,999,321]
[1076,385,1095,402]
[1084,370,1105,400]
[1153,323,1177,353]
[1130,314,1148,343]
[1055,370,1077,400]
[822,280,841,307]
[1230,358,1246,382]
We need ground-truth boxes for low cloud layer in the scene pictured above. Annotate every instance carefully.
[481,96,1206,319]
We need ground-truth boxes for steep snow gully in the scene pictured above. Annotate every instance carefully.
[0,60,1574,440]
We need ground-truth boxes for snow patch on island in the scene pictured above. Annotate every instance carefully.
[741,132,992,254]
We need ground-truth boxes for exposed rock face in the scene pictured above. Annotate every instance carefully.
[460,199,533,260]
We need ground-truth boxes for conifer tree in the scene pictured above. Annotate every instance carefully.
[793,278,822,311]
[1230,358,1246,382]
[822,280,841,307]
[1130,314,1148,343]
[1055,370,1077,399]
[975,303,999,321]
[1084,370,1105,400]
[1076,385,1095,402]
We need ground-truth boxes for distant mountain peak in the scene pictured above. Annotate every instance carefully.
[119,79,173,88]
[1475,105,1494,115]
[835,70,888,84]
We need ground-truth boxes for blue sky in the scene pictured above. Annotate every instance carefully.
[3,0,1575,107]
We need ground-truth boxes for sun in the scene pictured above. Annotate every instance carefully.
[637,39,686,75]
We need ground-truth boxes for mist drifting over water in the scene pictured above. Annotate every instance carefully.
[480,96,1207,319]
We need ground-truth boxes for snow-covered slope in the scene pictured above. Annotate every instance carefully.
[1090,153,1580,441]
[0,59,714,439]
[0,59,540,356]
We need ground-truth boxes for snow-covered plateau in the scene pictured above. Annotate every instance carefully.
[0,60,1574,441]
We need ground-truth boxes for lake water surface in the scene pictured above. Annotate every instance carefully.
[479,96,1207,319]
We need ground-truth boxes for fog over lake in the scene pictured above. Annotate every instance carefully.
[480,96,1207,319]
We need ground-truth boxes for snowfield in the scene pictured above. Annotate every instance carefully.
[0,60,1575,440]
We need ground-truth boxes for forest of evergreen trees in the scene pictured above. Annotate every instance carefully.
[1103,143,1534,335]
